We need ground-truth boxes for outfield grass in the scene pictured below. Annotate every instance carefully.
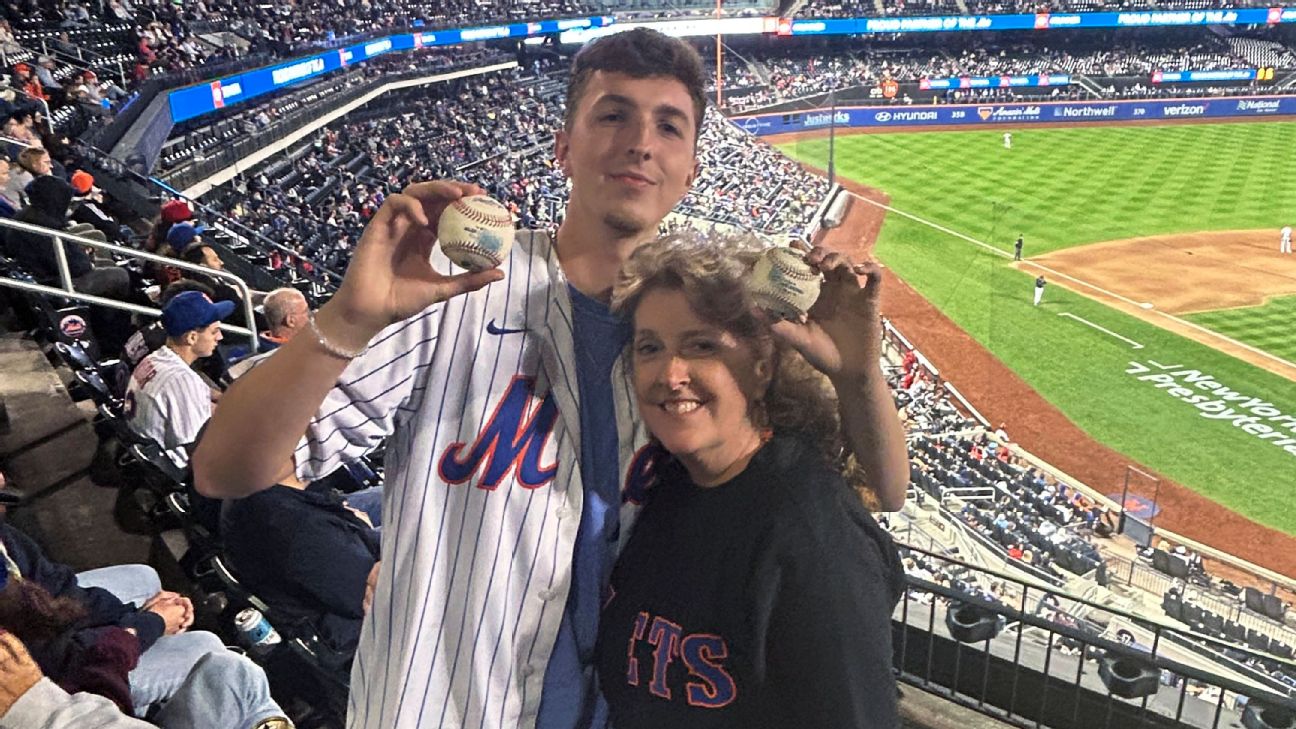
[781,122,1296,256]
[779,122,1296,535]
[1185,295,1296,364]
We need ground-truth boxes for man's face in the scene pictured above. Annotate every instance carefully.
[200,245,224,271]
[555,71,699,239]
[34,153,52,176]
[191,321,223,358]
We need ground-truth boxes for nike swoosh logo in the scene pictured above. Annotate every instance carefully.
[486,320,527,336]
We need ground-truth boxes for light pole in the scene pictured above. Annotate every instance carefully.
[715,0,723,108]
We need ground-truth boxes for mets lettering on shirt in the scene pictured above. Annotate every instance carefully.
[626,612,737,708]
[438,375,559,489]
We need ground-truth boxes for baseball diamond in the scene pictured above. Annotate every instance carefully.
[7,9,1296,729]
[781,118,1296,556]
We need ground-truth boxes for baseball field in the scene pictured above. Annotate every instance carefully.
[779,120,1296,537]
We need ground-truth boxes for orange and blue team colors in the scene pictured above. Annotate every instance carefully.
[624,611,737,708]
[292,230,654,728]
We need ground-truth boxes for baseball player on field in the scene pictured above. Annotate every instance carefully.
[194,28,908,729]
[1282,224,1292,254]
[1003,131,1012,149]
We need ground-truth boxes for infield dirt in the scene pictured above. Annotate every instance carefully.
[810,172,1296,580]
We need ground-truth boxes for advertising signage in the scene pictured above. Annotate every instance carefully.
[168,16,614,123]
[730,96,1295,135]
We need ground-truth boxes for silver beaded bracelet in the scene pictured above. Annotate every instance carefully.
[308,312,366,360]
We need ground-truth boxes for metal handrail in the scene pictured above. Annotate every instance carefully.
[147,176,344,285]
[0,217,258,350]
[71,137,344,287]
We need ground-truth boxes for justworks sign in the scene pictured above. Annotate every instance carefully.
[803,111,850,128]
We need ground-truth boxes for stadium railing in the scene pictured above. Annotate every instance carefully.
[0,217,258,351]
[882,317,1296,619]
[892,542,1296,729]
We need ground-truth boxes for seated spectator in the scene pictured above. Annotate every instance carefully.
[123,280,217,369]
[177,236,258,329]
[2,176,132,300]
[147,200,194,255]
[125,291,232,466]
[2,113,42,158]
[12,64,47,103]
[33,57,62,93]
[69,171,125,242]
[254,287,308,353]
[222,466,381,655]
[0,21,19,55]
[4,147,45,205]
[227,287,311,379]
[0,628,290,728]
[0,159,16,218]
[0,520,287,723]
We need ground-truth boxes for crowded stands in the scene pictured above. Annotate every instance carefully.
[2,2,1296,726]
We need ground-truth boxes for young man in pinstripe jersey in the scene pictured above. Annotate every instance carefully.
[195,28,909,729]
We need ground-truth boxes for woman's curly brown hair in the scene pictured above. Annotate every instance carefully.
[611,231,878,508]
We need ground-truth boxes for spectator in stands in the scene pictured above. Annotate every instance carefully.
[0,627,290,729]
[0,520,288,723]
[125,290,232,467]
[177,237,257,330]
[69,69,124,111]
[221,464,382,655]
[177,237,221,272]
[3,147,43,203]
[147,200,193,254]
[33,57,62,93]
[0,21,19,55]
[123,279,217,369]
[256,286,308,352]
[2,112,42,153]
[69,170,125,242]
[0,159,16,218]
[11,64,47,102]
[3,175,131,299]
[224,287,311,379]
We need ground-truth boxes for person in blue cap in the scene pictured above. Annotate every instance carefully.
[124,290,232,468]
[165,221,207,254]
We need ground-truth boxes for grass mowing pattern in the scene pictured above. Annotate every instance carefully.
[779,122,1296,534]
[1185,296,1296,365]
[781,122,1296,256]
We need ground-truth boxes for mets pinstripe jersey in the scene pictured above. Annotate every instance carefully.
[294,230,654,729]
[124,344,213,467]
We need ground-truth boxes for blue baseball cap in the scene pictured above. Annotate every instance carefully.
[162,290,234,337]
[166,222,208,251]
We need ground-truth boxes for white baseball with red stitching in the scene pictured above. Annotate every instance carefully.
[747,246,822,322]
[437,195,516,271]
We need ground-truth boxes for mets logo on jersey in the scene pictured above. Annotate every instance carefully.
[438,375,559,489]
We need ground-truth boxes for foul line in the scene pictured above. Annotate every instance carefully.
[852,195,1296,374]
[1058,312,1144,349]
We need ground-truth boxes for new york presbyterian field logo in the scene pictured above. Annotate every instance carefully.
[439,375,559,489]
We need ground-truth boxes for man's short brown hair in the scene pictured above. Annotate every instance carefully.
[17,146,48,173]
[565,28,707,141]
